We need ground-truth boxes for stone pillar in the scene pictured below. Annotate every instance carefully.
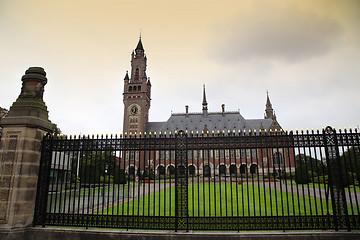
[0,67,52,229]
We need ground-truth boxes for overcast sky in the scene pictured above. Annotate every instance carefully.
[1,0,359,135]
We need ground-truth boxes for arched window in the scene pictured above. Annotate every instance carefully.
[250,164,258,175]
[188,165,196,176]
[178,165,186,176]
[128,86,132,92]
[138,85,141,91]
[158,165,165,176]
[230,164,237,175]
[240,164,247,174]
[273,152,284,165]
[129,166,135,176]
[203,165,211,177]
[219,164,227,175]
[167,165,175,176]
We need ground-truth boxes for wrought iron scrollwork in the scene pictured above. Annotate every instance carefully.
[175,130,188,231]
[323,126,349,230]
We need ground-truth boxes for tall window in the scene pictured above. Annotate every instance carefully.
[273,152,283,165]
[135,68,139,81]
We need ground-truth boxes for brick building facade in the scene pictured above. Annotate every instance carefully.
[122,38,289,177]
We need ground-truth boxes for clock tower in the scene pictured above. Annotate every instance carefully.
[123,37,152,134]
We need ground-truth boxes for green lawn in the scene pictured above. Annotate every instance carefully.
[95,182,344,216]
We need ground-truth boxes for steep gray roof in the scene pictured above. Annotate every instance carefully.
[146,121,166,133]
[146,111,274,133]
[247,119,273,130]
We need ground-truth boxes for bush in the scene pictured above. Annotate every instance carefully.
[295,166,310,184]
[113,169,127,184]
[343,172,355,187]
[312,175,328,183]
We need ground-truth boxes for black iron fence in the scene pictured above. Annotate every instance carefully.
[34,127,360,231]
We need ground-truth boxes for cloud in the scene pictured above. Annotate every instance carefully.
[210,2,344,63]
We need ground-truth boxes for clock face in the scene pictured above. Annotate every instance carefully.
[130,105,138,115]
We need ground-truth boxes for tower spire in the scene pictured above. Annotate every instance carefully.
[202,85,208,117]
[135,36,144,51]
[265,91,274,120]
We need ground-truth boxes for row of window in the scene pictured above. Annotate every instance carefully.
[128,164,259,177]
[128,85,142,92]
[125,150,284,164]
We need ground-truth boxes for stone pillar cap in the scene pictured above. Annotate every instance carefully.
[21,67,47,84]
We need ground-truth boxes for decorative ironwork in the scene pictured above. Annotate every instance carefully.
[33,127,360,231]
[323,126,350,231]
[175,130,188,231]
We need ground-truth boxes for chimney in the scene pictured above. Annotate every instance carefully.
[222,104,225,116]
[185,105,189,118]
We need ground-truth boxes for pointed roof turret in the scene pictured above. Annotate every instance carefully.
[266,91,272,109]
[202,85,208,106]
[202,85,208,117]
[135,37,144,51]
[265,91,275,120]
[124,71,129,81]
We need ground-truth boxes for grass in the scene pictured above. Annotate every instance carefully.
[95,182,348,216]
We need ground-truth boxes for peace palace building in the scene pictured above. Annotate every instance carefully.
[122,38,287,177]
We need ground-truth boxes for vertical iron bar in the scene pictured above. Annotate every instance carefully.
[224,148,228,217]
[235,148,240,218]
[339,131,355,216]
[213,148,217,217]
[266,146,273,217]
[260,147,267,217]
[255,147,261,217]
[34,133,53,227]
[350,129,360,215]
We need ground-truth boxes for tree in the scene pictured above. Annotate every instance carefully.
[339,147,360,186]
[0,107,8,118]
[73,150,126,185]
[50,122,62,135]
[295,154,327,184]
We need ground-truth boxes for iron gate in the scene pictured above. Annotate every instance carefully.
[34,127,360,231]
